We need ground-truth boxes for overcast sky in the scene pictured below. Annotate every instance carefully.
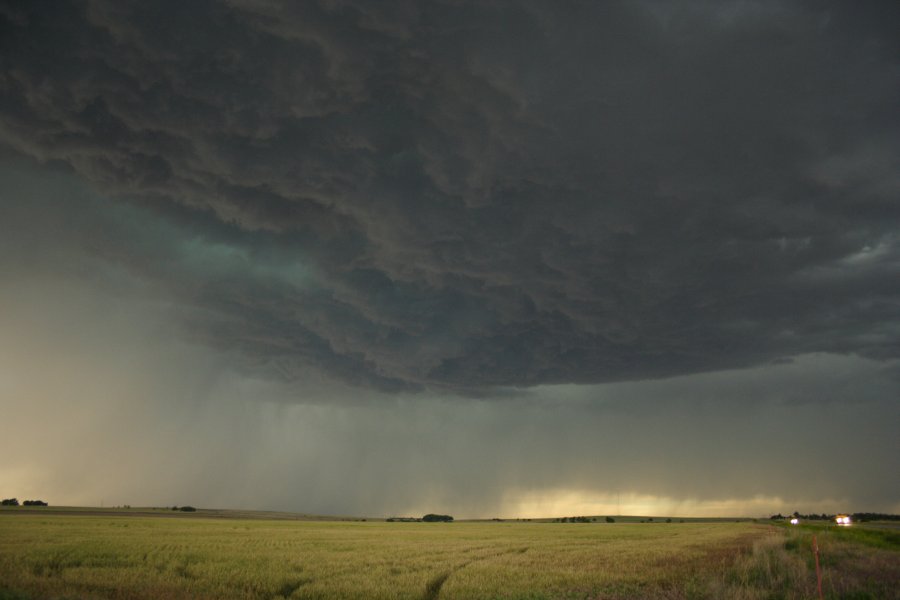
[1,0,898,518]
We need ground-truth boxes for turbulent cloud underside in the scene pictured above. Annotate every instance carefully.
[1,0,899,394]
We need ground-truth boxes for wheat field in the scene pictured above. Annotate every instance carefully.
[0,512,896,599]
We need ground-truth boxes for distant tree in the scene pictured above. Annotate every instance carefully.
[647,517,653,522]
[422,513,453,522]
[22,500,48,506]
[605,516,615,523]
[851,512,900,522]
[665,518,672,523]
[1,498,19,506]
[179,506,197,512]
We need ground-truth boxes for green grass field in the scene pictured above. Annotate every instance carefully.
[0,511,897,599]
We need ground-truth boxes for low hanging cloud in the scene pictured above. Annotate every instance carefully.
[3,266,898,515]
[1,0,899,394]
[1,112,898,518]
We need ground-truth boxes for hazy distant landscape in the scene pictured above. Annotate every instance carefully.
[1,506,898,599]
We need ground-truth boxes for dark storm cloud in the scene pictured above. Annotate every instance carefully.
[1,0,898,392]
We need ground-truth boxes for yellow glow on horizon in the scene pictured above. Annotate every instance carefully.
[0,466,49,502]
[500,489,854,519]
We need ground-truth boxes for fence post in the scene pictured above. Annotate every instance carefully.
[813,535,823,600]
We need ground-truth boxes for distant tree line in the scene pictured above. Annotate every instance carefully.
[422,513,453,522]
[553,516,680,524]
[555,516,595,523]
[771,512,900,522]
[2,498,48,506]
[171,506,197,512]
[850,512,900,522]
[386,514,454,522]
[771,512,832,521]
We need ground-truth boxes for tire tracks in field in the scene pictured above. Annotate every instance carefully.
[423,569,455,600]
[421,546,530,600]
[274,577,312,599]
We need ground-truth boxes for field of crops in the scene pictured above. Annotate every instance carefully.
[0,512,897,599]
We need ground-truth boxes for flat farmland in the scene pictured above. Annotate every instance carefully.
[0,513,897,599]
